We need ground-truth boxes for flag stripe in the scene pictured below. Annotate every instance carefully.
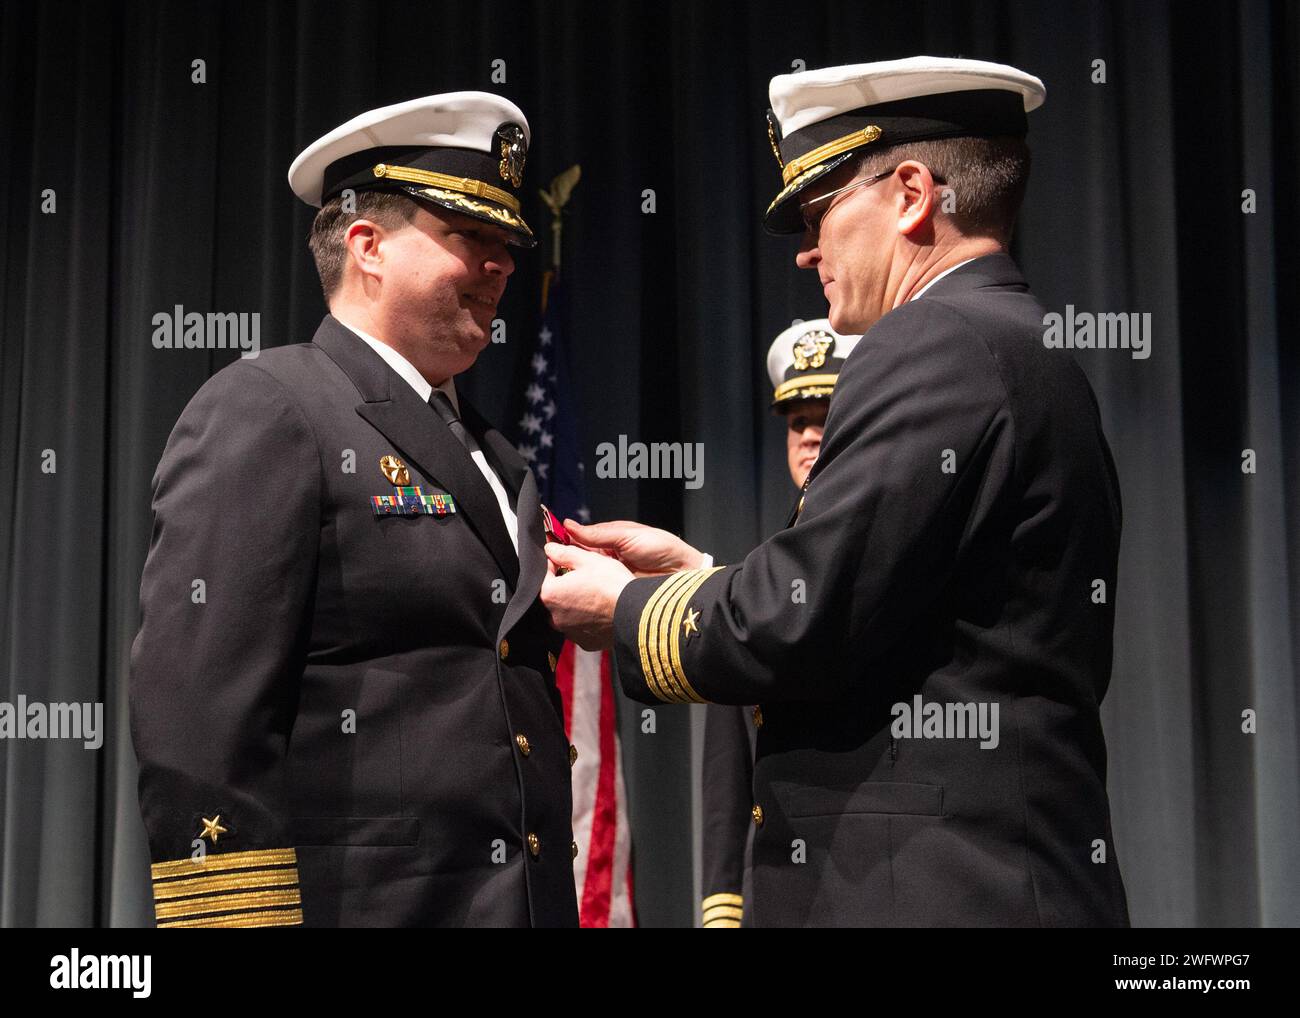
[579,649,618,925]
[610,709,636,928]
[513,278,635,927]
[557,640,576,737]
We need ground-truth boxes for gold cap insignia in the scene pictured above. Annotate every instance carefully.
[792,330,834,371]
[766,112,785,169]
[497,123,527,188]
[380,455,410,486]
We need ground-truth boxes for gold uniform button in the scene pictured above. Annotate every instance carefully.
[499,639,510,661]
[571,841,579,860]
[527,832,540,857]
[752,705,764,728]
[797,495,805,513]
[515,733,531,756]
[569,744,578,767]
[548,651,558,672]
[752,804,764,827]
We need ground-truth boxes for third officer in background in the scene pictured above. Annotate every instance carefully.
[701,319,859,928]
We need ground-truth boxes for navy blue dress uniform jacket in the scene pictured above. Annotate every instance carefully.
[613,254,1130,927]
[130,315,578,927]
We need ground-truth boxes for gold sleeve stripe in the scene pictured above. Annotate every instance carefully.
[651,571,705,702]
[638,572,684,700]
[703,889,744,926]
[151,848,304,927]
[150,847,298,881]
[662,567,721,703]
[637,567,723,703]
[637,571,701,701]
[154,888,302,921]
[703,918,741,928]
[649,569,706,701]
[158,907,304,929]
[151,867,301,900]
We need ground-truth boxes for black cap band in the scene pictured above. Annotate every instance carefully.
[322,145,512,205]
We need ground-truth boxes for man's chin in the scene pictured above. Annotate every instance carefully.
[457,332,489,366]
[457,312,491,349]
[468,306,498,337]
[829,303,872,335]
[433,324,489,377]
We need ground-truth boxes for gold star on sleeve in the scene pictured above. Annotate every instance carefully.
[199,815,228,843]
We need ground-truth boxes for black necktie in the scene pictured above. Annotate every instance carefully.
[429,390,471,449]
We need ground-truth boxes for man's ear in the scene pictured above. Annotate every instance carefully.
[895,160,939,237]
[343,219,385,283]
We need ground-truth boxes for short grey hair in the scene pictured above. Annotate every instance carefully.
[857,135,1030,242]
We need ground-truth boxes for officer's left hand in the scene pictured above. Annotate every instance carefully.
[540,544,635,650]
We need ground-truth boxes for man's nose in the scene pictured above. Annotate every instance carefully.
[485,245,515,277]
[795,233,820,269]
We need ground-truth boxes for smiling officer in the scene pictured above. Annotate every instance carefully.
[130,93,578,927]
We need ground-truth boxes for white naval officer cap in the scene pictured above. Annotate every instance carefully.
[763,56,1046,234]
[287,92,536,246]
[767,319,861,410]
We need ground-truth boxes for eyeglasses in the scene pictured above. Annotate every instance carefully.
[798,165,949,238]
[798,167,897,236]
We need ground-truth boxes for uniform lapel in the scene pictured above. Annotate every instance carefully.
[497,468,546,640]
[458,398,547,638]
[312,316,520,587]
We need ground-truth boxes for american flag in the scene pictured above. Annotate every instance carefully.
[514,279,636,928]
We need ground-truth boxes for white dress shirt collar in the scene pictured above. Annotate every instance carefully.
[332,315,518,555]
[334,316,459,414]
[909,257,979,302]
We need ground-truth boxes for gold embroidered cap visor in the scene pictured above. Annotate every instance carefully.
[402,183,534,247]
[763,57,1046,234]
[763,149,861,236]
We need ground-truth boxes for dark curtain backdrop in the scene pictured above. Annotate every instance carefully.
[2,0,1296,928]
